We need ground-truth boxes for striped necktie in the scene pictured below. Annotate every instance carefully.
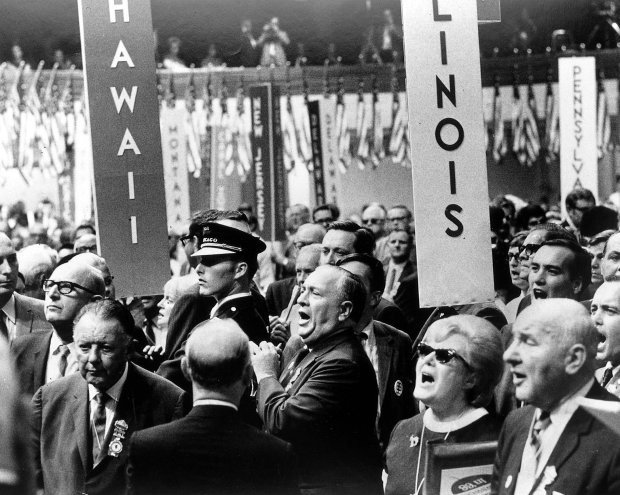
[530,410,551,471]
[92,392,108,465]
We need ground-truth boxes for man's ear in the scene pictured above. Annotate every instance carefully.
[565,344,587,375]
[369,290,382,308]
[181,356,192,382]
[571,276,584,296]
[234,261,248,280]
[338,300,354,322]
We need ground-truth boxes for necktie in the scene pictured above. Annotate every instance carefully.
[280,346,309,387]
[92,393,108,465]
[0,312,8,340]
[530,410,551,471]
[57,344,70,377]
[384,268,396,297]
[601,366,614,388]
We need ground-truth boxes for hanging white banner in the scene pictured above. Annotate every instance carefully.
[559,57,598,210]
[160,102,191,234]
[401,0,494,307]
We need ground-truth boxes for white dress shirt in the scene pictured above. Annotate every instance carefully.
[45,332,79,383]
[514,378,594,495]
[88,363,129,438]
[193,398,238,411]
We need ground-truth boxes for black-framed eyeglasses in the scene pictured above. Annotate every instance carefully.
[417,342,472,369]
[363,218,384,225]
[179,234,194,247]
[388,216,408,222]
[507,252,520,262]
[42,279,97,296]
[519,243,542,258]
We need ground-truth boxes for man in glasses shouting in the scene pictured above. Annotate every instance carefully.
[11,258,105,396]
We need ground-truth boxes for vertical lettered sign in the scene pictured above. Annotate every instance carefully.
[559,57,598,213]
[401,0,494,307]
[308,100,326,206]
[250,84,287,242]
[78,0,169,296]
[319,97,340,205]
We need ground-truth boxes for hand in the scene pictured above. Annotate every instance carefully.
[142,345,165,360]
[269,317,290,347]
[251,341,280,382]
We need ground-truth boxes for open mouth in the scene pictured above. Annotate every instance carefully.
[298,309,310,325]
[532,288,547,299]
[511,370,526,385]
[421,372,434,384]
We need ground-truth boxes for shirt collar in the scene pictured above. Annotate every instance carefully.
[1,294,16,324]
[545,378,594,427]
[193,398,238,411]
[361,320,375,345]
[210,292,252,319]
[88,362,129,403]
[423,407,489,433]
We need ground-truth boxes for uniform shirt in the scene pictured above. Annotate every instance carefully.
[209,292,253,319]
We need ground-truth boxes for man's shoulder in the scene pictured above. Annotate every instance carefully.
[37,371,85,402]
[128,363,184,397]
[11,328,53,352]
[14,292,45,313]
[268,277,295,292]
[373,320,412,345]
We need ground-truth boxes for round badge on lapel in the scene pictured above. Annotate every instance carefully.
[394,380,403,396]
[230,307,237,313]
[505,475,513,489]
[409,435,419,447]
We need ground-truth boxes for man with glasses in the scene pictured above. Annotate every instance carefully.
[0,233,52,341]
[312,203,340,229]
[11,259,105,396]
[362,203,389,263]
[561,187,596,235]
[386,205,413,232]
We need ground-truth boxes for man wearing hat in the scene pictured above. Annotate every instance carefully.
[191,221,269,344]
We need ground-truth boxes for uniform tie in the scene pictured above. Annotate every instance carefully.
[92,392,109,464]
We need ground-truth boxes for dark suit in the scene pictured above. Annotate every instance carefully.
[32,363,186,495]
[372,321,416,452]
[257,330,383,494]
[374,298,407,333]
[158,293,269,391]
[13,293,52,339]
[392,274,436,341]
[266,277,296,317]
[11,329,53,396]
[491,382,620,495]
[127,404,299,495]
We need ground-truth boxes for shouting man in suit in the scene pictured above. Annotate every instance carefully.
[337,253,415,452]
[491,298,620,495]
[32,299,185,495]
[0,233,52,340]
[12,259,105,396]
[252,265,382,494]
[127,318,298,495]
[591,281,620,397]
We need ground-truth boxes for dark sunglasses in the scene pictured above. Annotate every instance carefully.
[417,342,472,369]
[363,218,383,225]
[42,279,97,296]
[507,252,520,262]
[519,243,542,258]
[179,234,194,247]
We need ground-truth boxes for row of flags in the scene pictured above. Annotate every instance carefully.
[0,61,83,185]
[489,75,613,166]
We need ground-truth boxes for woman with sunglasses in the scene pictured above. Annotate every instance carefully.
[385,315,504,495]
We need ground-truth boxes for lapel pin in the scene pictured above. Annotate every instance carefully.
[409,435,419,447]
[394,380,403,396]
[108,420,129,457]
[505,475,513,489]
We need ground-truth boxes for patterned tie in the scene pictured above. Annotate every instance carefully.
[57,344,71,377]
[530,410,551,471]
[384,268,396,298]
[91,392,108,465]
[601,366,614,388]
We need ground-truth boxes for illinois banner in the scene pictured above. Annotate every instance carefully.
[78,0,169,296]
[559,57,598,213]
[401,0,494,307]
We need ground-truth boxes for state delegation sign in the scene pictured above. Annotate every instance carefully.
[401,0,494,307]
[78,0,169,297]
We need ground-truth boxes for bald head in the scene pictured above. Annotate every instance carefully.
[71,253,115,299]
[17,244,58,299]
[295,223,326,246]
[184,319,251,398]
[295,244,322,287]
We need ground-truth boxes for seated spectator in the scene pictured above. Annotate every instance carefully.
[201,43,224,67]
[385,315,503,495]
[257,17,290,67]
[162,36,187,70]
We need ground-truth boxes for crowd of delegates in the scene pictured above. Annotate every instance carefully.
[3,187,620,493]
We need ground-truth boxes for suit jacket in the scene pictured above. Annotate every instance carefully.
[373,321,416,453]
[32,363,186,495]
[392,274,436,341]
[13,292,52,340]
[266,277,297,317]
[257,330,383,494]
[11,329,53,397]
[127,404,299,495]
[374,298,407,333]
[491,382,620,495]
